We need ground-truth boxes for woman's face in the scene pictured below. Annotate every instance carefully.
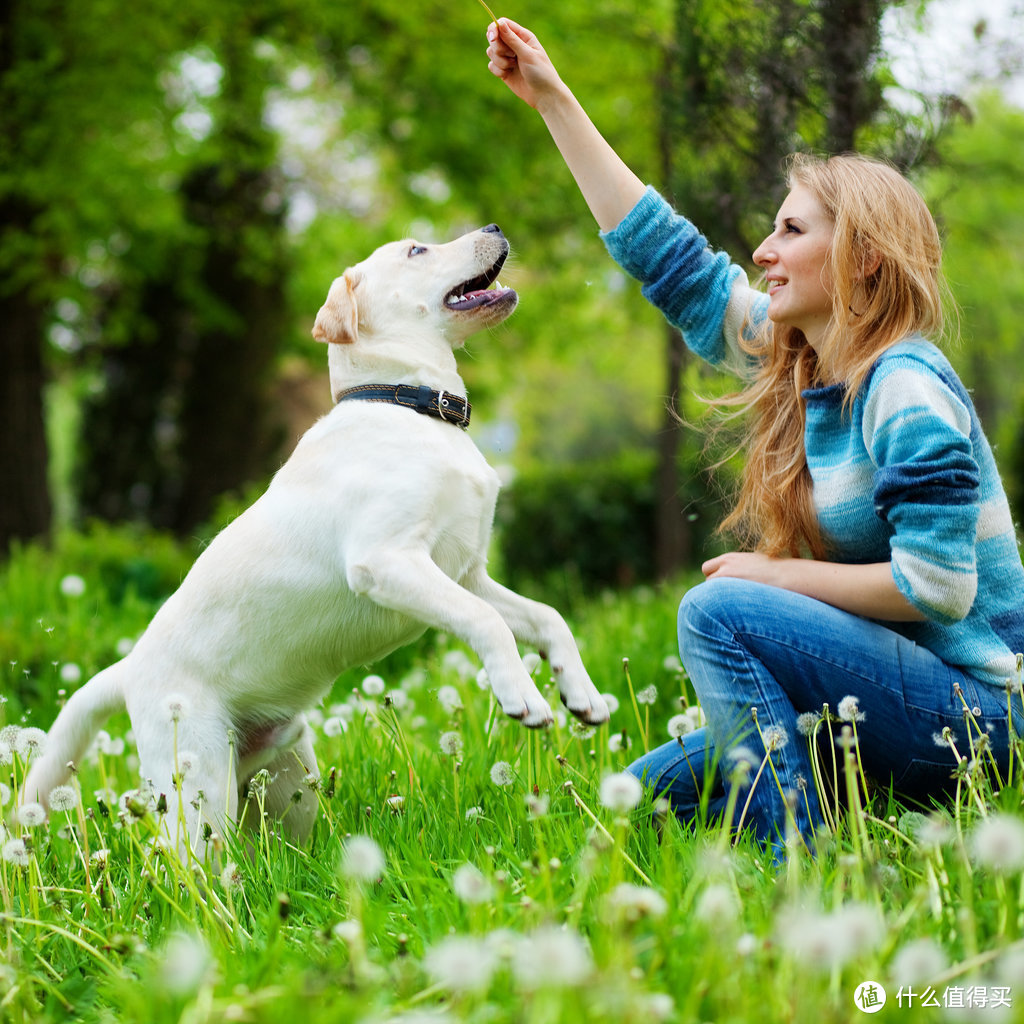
[752,184,835,349]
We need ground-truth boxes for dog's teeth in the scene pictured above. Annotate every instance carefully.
[494,280,503,290]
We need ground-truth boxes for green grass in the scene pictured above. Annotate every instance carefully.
[2,527,1023,1023]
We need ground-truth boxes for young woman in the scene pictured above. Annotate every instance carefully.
[485,19,1024,855]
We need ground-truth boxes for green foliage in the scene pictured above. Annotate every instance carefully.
[1,525,1023,1023]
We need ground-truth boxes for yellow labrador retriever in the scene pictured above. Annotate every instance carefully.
[24,225,609,858]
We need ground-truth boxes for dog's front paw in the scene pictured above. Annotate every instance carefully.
[486,666,553,728]
[561,690,610,726]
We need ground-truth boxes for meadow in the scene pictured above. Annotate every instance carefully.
[1,526,1023,1023]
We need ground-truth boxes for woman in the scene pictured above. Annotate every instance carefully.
[485,19,1024,854]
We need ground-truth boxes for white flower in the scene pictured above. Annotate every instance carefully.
[489,761,515,787]
[837,695,866,723]
[116,637,136,657]
[361,674,386,696]
[323,716,348,737]
[601,692,620,714]
[0,783,10,807]
[796,711,821,736]
[14,727,46,760]
[164,694,191,723]
[970,813,1024,873]
[0,739,11,766]
[424,935,497,992]
[16,802,47,827]
[695,882,740,924]
[776,902,884,971]
[60,663,82,685]
[452,862,494,905]
[220,862,243,890]
[761,724,789,751]
[2,838,31,866]
[437,685,463,714]
[332,919,362,944]
[599,771,643,813]
[608,732,631,753]
[889,937,948,985]
[441,650,477,681]
[157,930,213,995]
[174,751,201,780]
[667,713,694,738]
[604,882,668,921]
[464,806,484,820]
[525,792,549,819]
[522,652,543,675]
[340,835,385,882]
[512,925,592,989]
[645,993,676,1022]
[439,731,464,756]
[635,684,658,705]
[59,574,86,597]
[387,688,411,710]
[47,785,80,812]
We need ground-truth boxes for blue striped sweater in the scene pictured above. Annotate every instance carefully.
[602,186,1024,689]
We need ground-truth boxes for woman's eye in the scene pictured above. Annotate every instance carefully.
[784,222,801,234]
[408,245,428,257]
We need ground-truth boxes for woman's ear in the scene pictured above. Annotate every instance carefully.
[857,248,882,281]
[312,270,362,344]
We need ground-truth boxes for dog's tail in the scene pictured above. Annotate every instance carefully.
[21,661,127,809]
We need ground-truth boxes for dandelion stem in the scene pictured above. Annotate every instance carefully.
[564,781,653,886]
[473,0,499,25]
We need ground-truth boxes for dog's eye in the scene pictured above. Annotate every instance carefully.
[408,245,428,257]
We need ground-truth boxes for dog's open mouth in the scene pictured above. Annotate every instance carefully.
[444,252,516,312]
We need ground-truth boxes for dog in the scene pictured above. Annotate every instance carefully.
[22,224,609,859]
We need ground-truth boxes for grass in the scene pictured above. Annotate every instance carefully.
[1,525,1024,1023]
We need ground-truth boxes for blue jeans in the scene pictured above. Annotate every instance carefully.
[627,579,1023,852]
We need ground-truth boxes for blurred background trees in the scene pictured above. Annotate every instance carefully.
[2,0,1023,586]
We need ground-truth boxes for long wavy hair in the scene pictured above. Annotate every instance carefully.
[717,152,947,558]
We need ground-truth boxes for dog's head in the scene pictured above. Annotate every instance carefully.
[312,225,518,349]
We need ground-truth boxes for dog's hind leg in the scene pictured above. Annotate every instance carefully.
[461,568,610,726]
[349,548,554,726]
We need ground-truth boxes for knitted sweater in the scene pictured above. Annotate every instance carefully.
[602,186,1024,689]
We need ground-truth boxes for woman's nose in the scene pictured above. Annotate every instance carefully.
[752,238,774,268]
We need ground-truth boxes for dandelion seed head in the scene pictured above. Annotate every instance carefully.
[452,862,494,905]
[489,760,515,787]
[695,882,740,925]
[175,751,201,778]
[47,785,79,812]
[3,837,31,866]
[439,731,463,756]
[0,740,11,767]
[157,930,213,995]
[464,805,483,820]
[441,649,477,682]
[424,935,497,993]
[59,663,82,685]
[837,695,865,722]
[323,716,347,737]
[604,882,668,922]
[220,861,243,889]
[525,792,549,819]
[385,794,404,812]
[636,684,658,705]
[776,903,883,971]
[437,684,463,714]
[15,801,46,827]
[164,694,191,722]
[332,919,362,943]
[599,771,643,813]
[0,783,10,808]
[522,652,542,675]
[761,724,789,751]
[735,933,758,956]
[511,925,592,989]
[361,674,386,697]
[890,937,948,985]
[340,834,385,882]
[608,731,631,753]
[667,713,694,738]
[601,692,620,715]
[645,993,676,1022]
[14,727,46,760]
[970,813,1024,873]
[796,711,821,736]
[59,574,86,597]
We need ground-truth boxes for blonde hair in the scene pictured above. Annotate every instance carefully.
[718,152,947,558]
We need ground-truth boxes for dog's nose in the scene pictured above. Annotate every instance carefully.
[481,223,503,236]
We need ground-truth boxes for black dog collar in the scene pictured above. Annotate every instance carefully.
[334,384,471,429]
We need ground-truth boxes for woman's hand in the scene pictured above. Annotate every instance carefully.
[702,552,928,622]
[485,19,562,111]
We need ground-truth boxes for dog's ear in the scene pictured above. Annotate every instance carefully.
[312,271,361,345]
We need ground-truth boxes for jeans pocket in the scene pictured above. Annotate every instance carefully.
[892,757,958,800]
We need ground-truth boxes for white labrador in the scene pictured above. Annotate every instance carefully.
[23,224,608,858]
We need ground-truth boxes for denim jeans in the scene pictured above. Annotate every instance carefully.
[627,579,1023,852]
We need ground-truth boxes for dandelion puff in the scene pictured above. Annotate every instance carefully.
[157,930,213,995]
[323,716,347,737]
[59,574,86,597]
[15,802,46,828]
[0,740,11,767]
[2,838,31,866]
[220,861,243,889]
[512,925,592,989]
[424,935,497,993]
[442,650,477,681]
[644,993,676,1022]
[474,667,490,691]
[332,919,362,944]
[636,684,658,705]
[890,937,948,985]
[464,806,483,820]
[970,813,1024,873]
[796,711,820,736]
[601,692,620,715]
[776,903,882,972]
[174,751,201,779]
[489,760,515,787]
[604,882,668,921]
[525,792,549,819]
[452,862,494,905]
[608,732,631,753]
[439,731,464,756]
[47,785,80,812]
[437,684,463,714]
[695,882,740,925]
[522,652,543,676]
[15,727,47,760]
[60,663,82,685]
[116,637,135,657]
[667,713,694,739]
[90,848,111,867]
[164,694,191,723]
[0,783,11,808]
[361,674,386,697]
[761,724,789,751]
[837,695,865,723]
[599,771,643,813]
[340,834,385,883]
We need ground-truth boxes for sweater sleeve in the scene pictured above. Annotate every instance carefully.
[600,186,762,370]
[863,353,981,623]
